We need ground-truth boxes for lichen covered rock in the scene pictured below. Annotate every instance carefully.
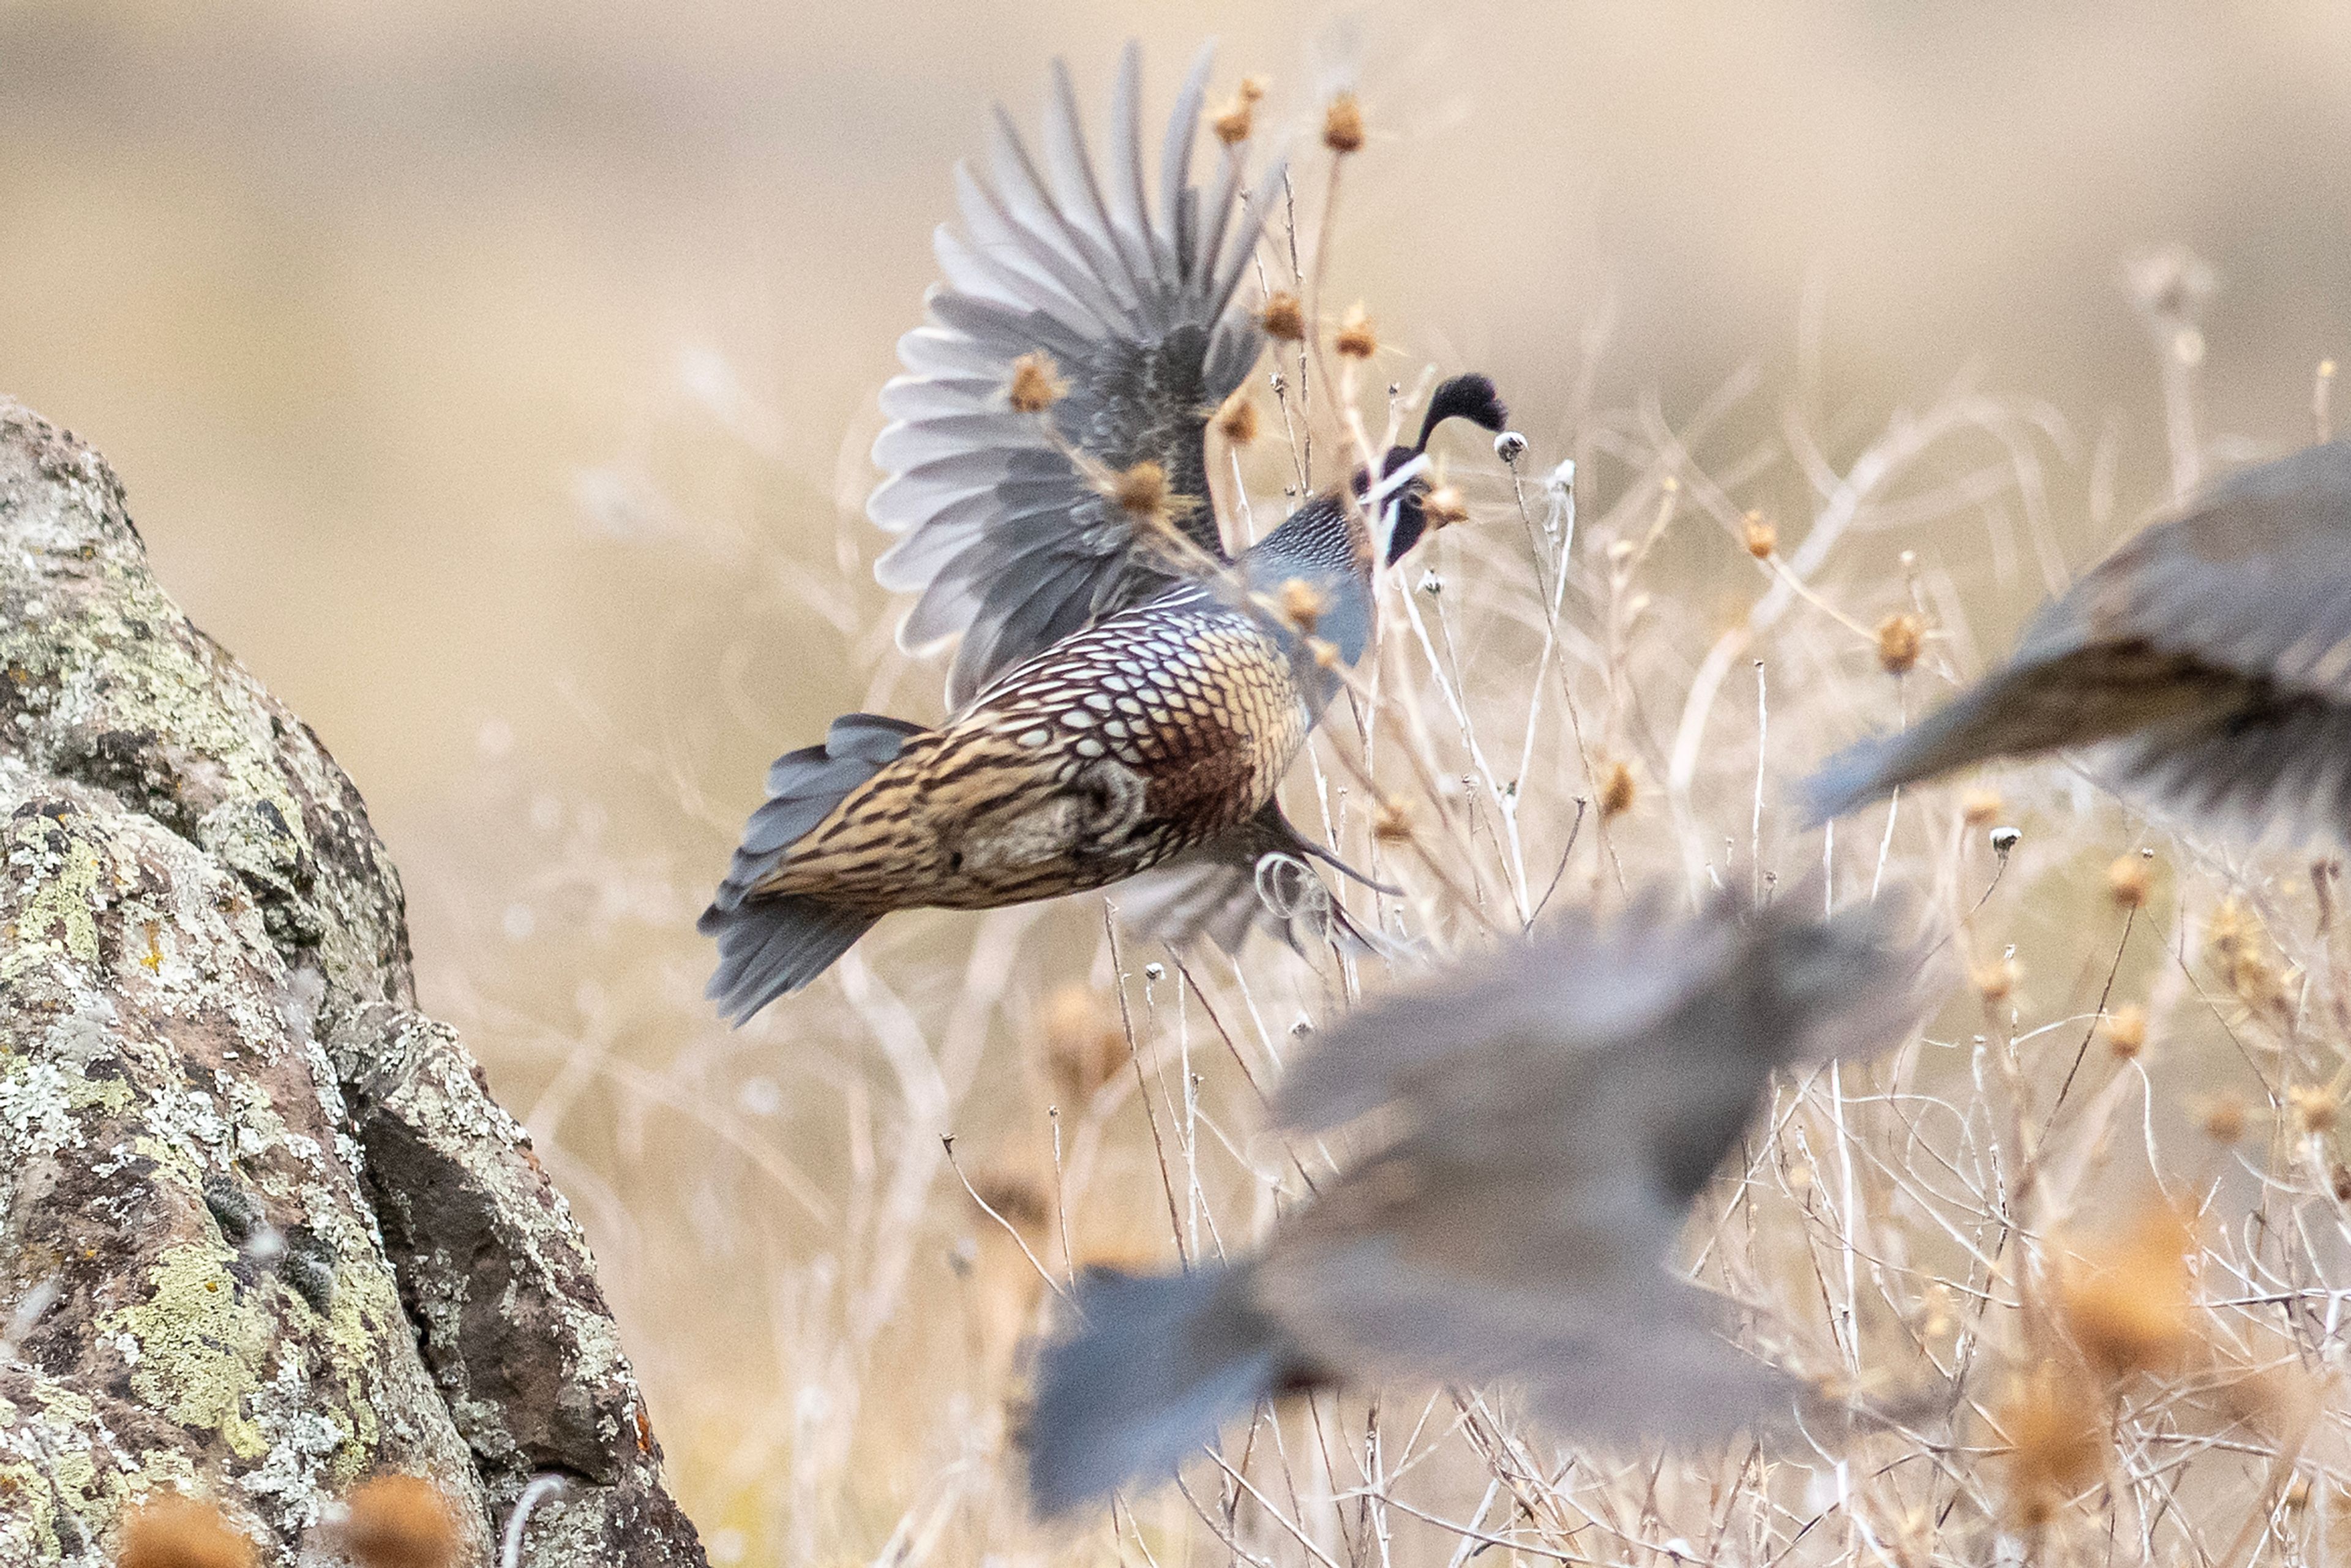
[0,400,705,1564]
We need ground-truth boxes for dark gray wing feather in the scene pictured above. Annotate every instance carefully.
[1259,902,1923,1442]
[871,42,1284,708]
[1805,442,2351,826]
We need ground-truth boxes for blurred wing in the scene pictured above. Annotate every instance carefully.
[2015,441,2351,692]
[872,41,1284,707]
[1261,1225,1801,1447]
[1115,801,1393,956]
[1269,902,1724,1138]
[1807,443,2351,821]
[1271,902,1924,1267]
[2105,679,2351,843]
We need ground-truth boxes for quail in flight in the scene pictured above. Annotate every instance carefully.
[1018,898,1927,1517]
[700,45,1508,1021]
[1806,441,2351,839]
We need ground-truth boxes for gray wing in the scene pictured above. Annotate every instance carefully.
[1115,801,1389,955]
[1271,902,1922,1268]
[871,42,1283,707]
[1256,902,1921,1444]
[2013,440,2351,690]
[1805,442,2351,823]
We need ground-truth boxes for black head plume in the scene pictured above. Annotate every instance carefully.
[1371,372,1509,563]
[1414,373,1509,449]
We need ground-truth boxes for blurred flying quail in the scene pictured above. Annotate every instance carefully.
[1019,898,1927,1517]
[700,45,1507,1021]
[1807,441,2351,835]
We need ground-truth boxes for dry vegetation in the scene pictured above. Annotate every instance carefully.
[425,111,2351,1568]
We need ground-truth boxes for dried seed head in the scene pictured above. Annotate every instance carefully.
[2207,897,2287,1016]
[1261,291,1306,342]
[1107,460,1171,522]
[1993,1360,2107,1528]
[1493,430,1528,464]
[1322,91,1365,153]
[1310,635,1341,669]
[1599,760,1637,819]
[2059,1206,2195,1381]
[1041,985,1128,1104]
[1210,75,1268,145]
[1960,789,2003,828]
[1741,511,1777,558]
[120,1496,257,1568]
[2107,855,2150,909]
[1973,956,2019,1003]
[1421,485,1469,530]
[1989,825,2022,856]
[1334,303,1377,358]
[1005,351,1067,415]
[336,1476,460,1568]
[1278,576,1326,632]
[1216,392,1260,446]
[969,1169,1052,1237]
[2201,1092,2249,1145]
[1876,612,1924,675]
[2289,1083,2339,1136]
[1372,798,1414,844]
[2105,1003,2148,1059]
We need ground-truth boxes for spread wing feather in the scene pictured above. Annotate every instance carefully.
[870,40,1284,707]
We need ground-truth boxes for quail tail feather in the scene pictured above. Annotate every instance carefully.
[700,712,926,1019]
[700,896,880,1024]
[1022,1262,1298,1518]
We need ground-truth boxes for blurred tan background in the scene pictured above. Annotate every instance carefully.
[6,2,2349,849]
[7,0,2351,1548]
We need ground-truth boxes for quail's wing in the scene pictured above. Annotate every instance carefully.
[872,42,1284,708]
[1268,905,1733,1138]
[1256,904,1920,1441]
[1270,904,1923,1281]
[1259,1137,1800,1446]
[2013,441,2351,690]
[1807,443,2351,823]
[1114,800,1391,955]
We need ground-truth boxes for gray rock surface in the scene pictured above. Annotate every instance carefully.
[0,400,705,1564]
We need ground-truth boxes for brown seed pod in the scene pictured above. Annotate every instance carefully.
[2058,1206,2194,1381]
[2107,854,2151,909]
[1876,612,1924,675]
[1599,760,1636,819]
[1215,392,1260,446]
[1334,303,1376,358]
[1107,460,1171,523]
[2104,1003,2148,1059]
[337,1475,462,1568]
[1212,75,1268,145]
[1261,291,1305,342]
[1278,577,1326,632]
[1993,1360,2108,1529]
[1741,511,1776,558]
[1960,789,2003,828]
[1322,91,1365,153]
[119,1497,257,1568]
[1421,485,1470,530]
[1006,351,1068,415]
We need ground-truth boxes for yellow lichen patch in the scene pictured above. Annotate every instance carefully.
[315,1237,401,1463]
[2,820,105,983]
[100,1244,274,1462]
